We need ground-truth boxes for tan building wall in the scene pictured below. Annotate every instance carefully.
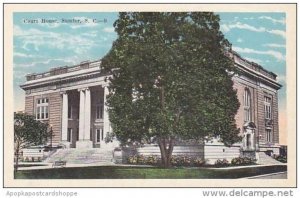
[233,75,279,146]
[24,92,62,145]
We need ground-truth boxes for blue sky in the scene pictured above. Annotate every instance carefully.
[13,12,286,121]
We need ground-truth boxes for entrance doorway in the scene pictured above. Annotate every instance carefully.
[246,134,251,149]
[95,128,104,147]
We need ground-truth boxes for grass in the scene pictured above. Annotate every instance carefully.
[14,165,287,179]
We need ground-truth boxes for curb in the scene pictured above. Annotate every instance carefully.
[241,171,287,179]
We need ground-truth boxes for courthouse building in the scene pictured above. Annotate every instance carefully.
[20,51,282,163]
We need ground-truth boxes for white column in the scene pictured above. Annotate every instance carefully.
[84,88,91,140]
[103,86,110,138]
[61,92,68,141]
[78,89,85,141]
[101,86,111,147]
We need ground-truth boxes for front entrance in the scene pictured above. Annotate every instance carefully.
[243,122,256,151]
[246,134,251,149]
[94,128,104,148]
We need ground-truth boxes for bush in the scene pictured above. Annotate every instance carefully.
[127,155,205,167]
[170,156,205,167]
[231,157,256,166]
[127,155,138,164]
[104,132,115,143]
[273,154,287,163]
[137,155,147,165]
[146,155,159,165]
[193,157,206,167]
[215,159,229,167]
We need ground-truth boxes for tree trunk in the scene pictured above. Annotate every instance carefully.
[15,143,20,172]
[158,137,174,168]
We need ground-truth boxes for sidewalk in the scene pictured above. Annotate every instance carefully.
[243,171,287,179]
[205,164,287,170]
[16,162,154,170]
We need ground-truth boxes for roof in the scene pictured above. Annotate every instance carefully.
[20,51,282,90]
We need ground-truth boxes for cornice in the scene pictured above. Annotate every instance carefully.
[20,68,103,90]
[235,62,282,90]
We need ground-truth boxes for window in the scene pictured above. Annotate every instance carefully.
[36,98,49,120]
[96,129,100,143]
[96,128,103,143]
[96,104,103,119]
[36,107,40,119]
[264,96,272,119]
[266,129,272,142]
[244,89,251,122]
[41,106,44,119]
[67,128,72,142]
[68,105,72,119]
[45,106,48,119]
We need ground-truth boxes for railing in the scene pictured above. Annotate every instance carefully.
[26,60,101,81]
[231,51,277,80]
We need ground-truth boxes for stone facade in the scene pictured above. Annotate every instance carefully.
[20,51,282,160]
[230,51,281,150]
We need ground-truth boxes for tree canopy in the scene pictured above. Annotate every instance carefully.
[14,113,50,170]
[102,12,241,167]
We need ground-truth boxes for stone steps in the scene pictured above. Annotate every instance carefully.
[257,152,283,165]
[45,148,114,164]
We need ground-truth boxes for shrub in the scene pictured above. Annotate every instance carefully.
[182,156,193,166]
[215,159,229,167]
[137,155,147,165]
[193,157,205,167]
[127,155,138,164]
[231,157,256,166]
[170,156,202,167]
[147,155,159,165]
[170,156,180,166]
[104,132,115,143]
[273,154,287,163]
[127,155,205,167]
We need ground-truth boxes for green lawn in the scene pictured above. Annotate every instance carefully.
[14,165,286,179]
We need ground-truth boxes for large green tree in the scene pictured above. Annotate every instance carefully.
[14,113,50,171]
[102,12,241,167]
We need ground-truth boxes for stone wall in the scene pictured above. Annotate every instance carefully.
[204,144,241,164]
[119,144,243,165]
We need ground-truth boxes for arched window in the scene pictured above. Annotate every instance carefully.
[244,88,251,122]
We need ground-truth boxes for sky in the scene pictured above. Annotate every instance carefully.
[13,12,287,143]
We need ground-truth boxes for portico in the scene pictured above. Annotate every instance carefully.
[20,60,116,149]
[60,85,111,149]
